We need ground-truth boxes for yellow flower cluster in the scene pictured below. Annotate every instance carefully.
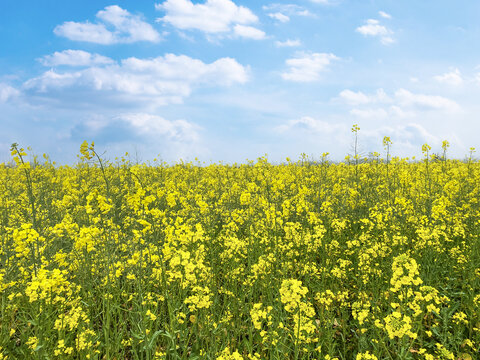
[279,279,317,344]
[389,253,423,293]
[383,311,416,340]
[25,268,72,304]
[216,347,244,360]
[250,303,273,330]
[356,351,378,360]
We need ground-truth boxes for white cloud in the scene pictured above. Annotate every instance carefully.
[350,108,388,119]
[356,19,394,45]
[394,88,460,112]
[54,5,160,44]
[0,83,19,103]
[392,124,439,146]
[356,19,387,36]
[434,68,463,86]
[380,36,395,45]
[74,112,206,160]
[233,25,266,40]
[282,53,339,82]
[275,39,301,47]
[262,4,313,17]
[364,123,439,149]
[389,105,416,118]
[39,50,114,67]
[378,11,392,19]
[309,0,331,3]
[156,0,259,37]
[118,113,200,142]
[268,12,290,23]
[339,89,370,105]
[274,116,440,157]
[339,88,461,121]
[54,22,115,45]
[338,89,390,105]
[23,54,249,107]
[275,116,345,134]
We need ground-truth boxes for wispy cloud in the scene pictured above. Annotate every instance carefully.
[262,4,314,18]
[0,83,19,103]
[267,12,290,23]
[338,89,390,105]
[378,11,392,19]
[349,108,389,119]
[395,88,460,112]
[275,39,301,47]
[275,116,345,134]
[54,5,161,44]
[282,53,339,82]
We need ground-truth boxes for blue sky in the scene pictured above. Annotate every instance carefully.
[1,0,480,163]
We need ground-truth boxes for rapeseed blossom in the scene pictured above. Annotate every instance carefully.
[1,142,479,358]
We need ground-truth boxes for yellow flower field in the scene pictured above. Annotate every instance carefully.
[1,140,479,359]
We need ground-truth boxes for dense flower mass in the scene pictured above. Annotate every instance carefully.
[0,142,479,359]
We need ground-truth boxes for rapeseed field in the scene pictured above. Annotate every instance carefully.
[1,139,479,359]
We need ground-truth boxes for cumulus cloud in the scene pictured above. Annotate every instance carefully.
[233,25,266,40]
[268,12,290,23]
[281,53,339,82]
[156,0,265,39]
[275,116,440,158]
[23,54,249,107]
[356,19,394,45]
[0,83,19,103]
[39,50,114,67]
[70,112,205,160]
[275,39,301,47]
[54,5,160,44]
[276,116,437,142]
[434,68,463,86]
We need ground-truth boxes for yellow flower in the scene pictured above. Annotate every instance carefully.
[26,336,39,350]
[146,309,157,321]
[216,347,244,360]
[356,351,378,360]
